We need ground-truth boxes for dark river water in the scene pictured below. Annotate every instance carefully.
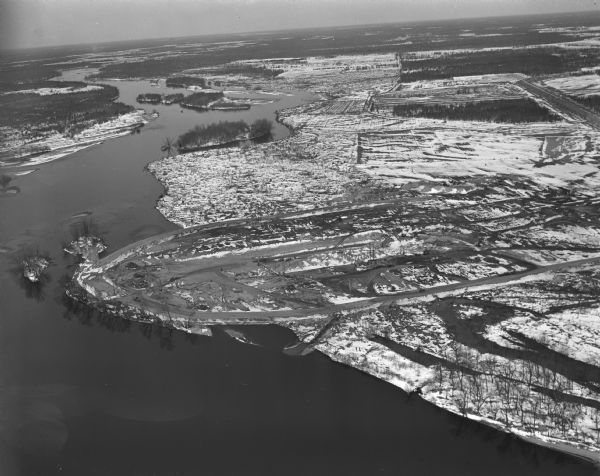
[0,70,597,476]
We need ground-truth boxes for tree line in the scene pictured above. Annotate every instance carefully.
[180,91,225,110]
[176,118,273,151]
[166,76,207,88]
[1,82,132,134]
[136,92,185,105]
[401,48,600,83]
[392,98,559,123]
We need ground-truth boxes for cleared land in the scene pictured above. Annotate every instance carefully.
[72,31,600,461]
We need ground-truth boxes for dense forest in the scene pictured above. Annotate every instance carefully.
[166,76,207,88]
[136,93,162,104]
[571,94,600,114]
[0,82,133,134]
[249,118,273,138]
[392,98,560,123]
[177,119,273,151]
[85,13,588,80]
[209,98,250,110]
[0,64,60,93]
[205,63,284,78]
[180,91,224,110]
[177,120,249,150]
[401,48,600,82]
[135,92,186,105]
[163,93,185,104]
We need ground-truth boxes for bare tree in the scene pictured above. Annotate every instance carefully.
[471,375,488,414]
[528,394,542,433]
[436,364,445,388]
[453,375,470,417]
[161,137,176,158]
[495,377,512,426]
[593,408,600,444]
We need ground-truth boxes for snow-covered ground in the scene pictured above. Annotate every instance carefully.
[147,55,399,227]
[3,85,103,96]
[514,225,600,248]
[486,306,600,367]
[237,53,398,76]
[0,110,149,168]
[83,53,600,458]
[357,120,600,191]
[544,74,600,96]
[148,141,357,227]
[313,300,600,456]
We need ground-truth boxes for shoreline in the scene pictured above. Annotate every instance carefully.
[69,55,600,467]
[0,109,152,170]
[317,345,600,468]
[309,334,600,468]
[69,266,600,469]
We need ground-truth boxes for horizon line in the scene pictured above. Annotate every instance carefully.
[1,8,597,54]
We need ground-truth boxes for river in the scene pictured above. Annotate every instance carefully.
[0,69,597,475]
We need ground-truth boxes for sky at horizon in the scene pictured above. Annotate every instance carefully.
[1,0,599,50]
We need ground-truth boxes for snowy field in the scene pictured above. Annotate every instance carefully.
[149,141,358,227]
[544,74,600,96]
[3,85,103,96]
[357,120,600,191]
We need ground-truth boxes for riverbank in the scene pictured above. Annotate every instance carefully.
[71,208,600,465]
[314,332,600,466]
[0,109,152,168]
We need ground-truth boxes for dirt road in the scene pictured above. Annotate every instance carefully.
[517,78,600,128]
[101,247,600,325]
